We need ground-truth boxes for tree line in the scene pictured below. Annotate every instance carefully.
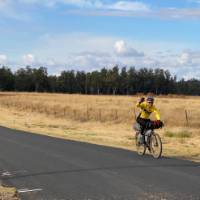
[0,66,200,95]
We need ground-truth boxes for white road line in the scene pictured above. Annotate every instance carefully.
[1,170,28,177]
[1,171,12,176]
[18,188,43,193]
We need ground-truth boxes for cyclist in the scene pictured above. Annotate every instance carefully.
[136,96,163,143]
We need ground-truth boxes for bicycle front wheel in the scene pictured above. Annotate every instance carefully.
[150,133,162,158]
[135,132,146,156]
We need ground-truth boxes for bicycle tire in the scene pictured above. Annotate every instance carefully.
[135,132,146,156]
[150,133,162,159]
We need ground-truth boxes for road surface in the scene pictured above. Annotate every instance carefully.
[0,126,199,200]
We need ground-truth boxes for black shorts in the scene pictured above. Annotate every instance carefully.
[136,117,152,133]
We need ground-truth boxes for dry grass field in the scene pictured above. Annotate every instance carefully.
[0,92,199,162]
[0,186,18,200]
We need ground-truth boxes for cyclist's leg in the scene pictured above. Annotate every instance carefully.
[136,117,148,144]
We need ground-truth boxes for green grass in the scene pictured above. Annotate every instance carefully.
[164,131,175,138]
[177,130,191,138]
[165,130,192,138]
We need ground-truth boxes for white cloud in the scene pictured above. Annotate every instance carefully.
[68,53,115,70]
[0,0,11,14]
[0,0,8,8]
[67,8,200,20]
[30,34,146,69]
[114,40,144,57]
[17,0,149,11]
[0,54,8,64]
[3,33,200,80]
[34,33,116,61]
[22,54,35,65]
[155,8,200,20]
[177,52,190,64]
[189,0,200,3]
[1,0,200,20]
[14,35,123,70]
[0,0,31,20]
[107,1,150,11]
[63,1,200,20]
[0,0,13,7]
[11,33,117,71]
[16,0,103,8]
[176,49,200,67]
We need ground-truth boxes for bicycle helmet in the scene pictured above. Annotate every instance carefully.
[147,96,154,103]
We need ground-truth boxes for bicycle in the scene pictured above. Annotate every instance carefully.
[134,123,162,159]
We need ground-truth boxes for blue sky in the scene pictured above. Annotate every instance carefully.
[0,0,200,79]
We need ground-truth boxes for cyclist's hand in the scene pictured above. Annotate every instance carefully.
[156,120,164,128]
[139,97,145,104]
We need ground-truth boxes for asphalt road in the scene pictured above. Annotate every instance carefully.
[0,126,199,200]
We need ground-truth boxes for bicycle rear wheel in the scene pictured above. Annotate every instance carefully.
[150,133,162,158]
[135,132,146,156]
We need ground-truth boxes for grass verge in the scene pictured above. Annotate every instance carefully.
[164,130,192,138]
[0,186,19,200]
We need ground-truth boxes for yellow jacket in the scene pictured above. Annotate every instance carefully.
[136,101,160,120]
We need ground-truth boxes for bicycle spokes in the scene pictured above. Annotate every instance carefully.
[150,133,162,159]
[135,132,146,156]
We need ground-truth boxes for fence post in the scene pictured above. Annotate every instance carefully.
[64,108,66,116]
[53,107,56,117]
[73,109,77,120]
[114,109,118,121]
[185,110,189,126]
[86,106,89,121]
[98,109,102,121]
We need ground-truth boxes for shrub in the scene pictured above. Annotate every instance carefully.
[164,131,175,137]
[177,130,191,138]
[164,130,192,138]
